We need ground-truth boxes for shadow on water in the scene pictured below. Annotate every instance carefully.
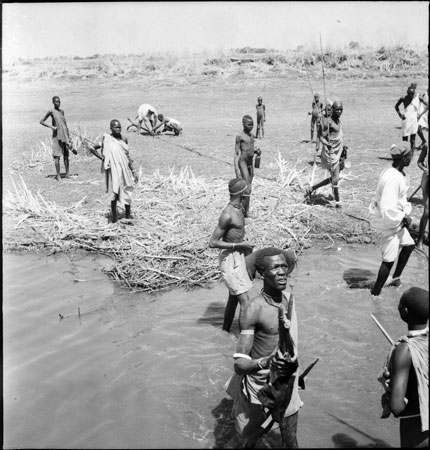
[343,268,376,289]
[211,398,236,449]
[211,397,282,449]
[329,413,391,448]
[332,433,392,448]
[197,301,226,328]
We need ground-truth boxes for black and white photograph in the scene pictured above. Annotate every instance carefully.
[3,1,429,448]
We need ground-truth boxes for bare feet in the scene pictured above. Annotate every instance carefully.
[55,175,62,182]
[304,184,313,199]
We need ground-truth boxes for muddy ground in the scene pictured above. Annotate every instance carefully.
[3,72,428,257]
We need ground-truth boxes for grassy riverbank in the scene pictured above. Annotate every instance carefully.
[3,46,428,291]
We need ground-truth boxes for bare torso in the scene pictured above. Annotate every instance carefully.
[238,132,255,165]
[246,292,291,359]
[256,105,265,120]
[222,203,246,243]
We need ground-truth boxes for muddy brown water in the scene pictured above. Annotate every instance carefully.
[3,245,428,449]
[3,73,429,448]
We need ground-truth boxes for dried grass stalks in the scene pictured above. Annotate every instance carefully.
[3,162,372,292]
[8,132,99,175]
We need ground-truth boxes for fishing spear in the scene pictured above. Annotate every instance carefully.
[319,33,335,200]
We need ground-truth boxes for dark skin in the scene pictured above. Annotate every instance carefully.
[152,115,182,136]
[87,120,138,223]
[209,189,254,330]
[378,294,429,448]
[255,98,266,139]
[233,253,299,448]
[416,145,428,250]
[417,92,428,146]
[137,107,157,136]
[309,95,323,142]
[371,151,414,296]
[395,88,416,121]
[40,96,71,181]
[395,87,417,150]
[315,104,332,153]
[234,117,261,217]
[222,249,294,332]
[311,104,343,205]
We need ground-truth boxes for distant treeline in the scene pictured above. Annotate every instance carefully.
[4,44,428,81]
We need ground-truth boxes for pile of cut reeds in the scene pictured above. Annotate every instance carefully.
[3,160,374,292]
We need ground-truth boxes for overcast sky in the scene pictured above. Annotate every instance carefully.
[3,1,429,61]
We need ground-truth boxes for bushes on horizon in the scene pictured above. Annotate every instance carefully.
[5,45,427,81]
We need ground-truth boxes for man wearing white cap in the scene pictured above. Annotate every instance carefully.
[369,143,415,296]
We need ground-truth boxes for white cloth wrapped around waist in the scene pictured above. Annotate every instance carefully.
[369,167,411,232]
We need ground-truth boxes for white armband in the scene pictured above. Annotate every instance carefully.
[240,330,255,335]
[233,353,252,360]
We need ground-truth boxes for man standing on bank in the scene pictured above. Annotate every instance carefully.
[309,93,323,143]
[306,100,345,208]
[234,115,261,218]
[395,85,420,154]
[40,96,74,181]
[88,120,138,223]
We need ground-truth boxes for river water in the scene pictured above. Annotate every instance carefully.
[3,245,428,449]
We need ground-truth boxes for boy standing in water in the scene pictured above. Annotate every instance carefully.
[234,115,261,218]
[209,178,254,332]
[378,287,428,448]
[256,96,266,139]
[40,96,74,181]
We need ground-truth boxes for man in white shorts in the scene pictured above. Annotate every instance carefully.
[369,143,415,296]
[209,178,254,331]
[395,85,420,153]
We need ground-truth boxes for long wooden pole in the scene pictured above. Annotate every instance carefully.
[319,34,335,198]
[370,314,394,345]
[407,184,421,202]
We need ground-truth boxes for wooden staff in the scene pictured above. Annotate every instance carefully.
[305,69,314,97]
[407,184,421,202]
[69,130,97,146]
[319,34,335,199]
[370,313,394,345]
[127,117,155,136]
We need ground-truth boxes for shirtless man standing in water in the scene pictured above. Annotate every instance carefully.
[234,115,261,218]
[209,178,254,332]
